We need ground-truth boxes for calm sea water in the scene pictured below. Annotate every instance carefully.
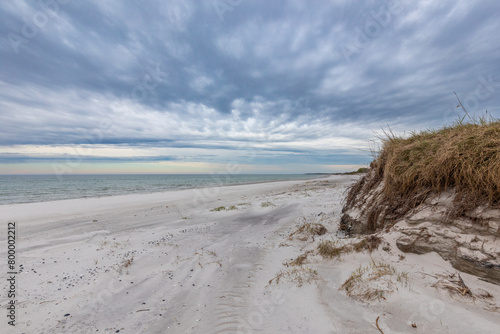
[0,174,320,205]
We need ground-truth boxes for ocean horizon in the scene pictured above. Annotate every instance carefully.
[0,174,321,205]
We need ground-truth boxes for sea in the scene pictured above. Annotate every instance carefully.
[0,174,322,205]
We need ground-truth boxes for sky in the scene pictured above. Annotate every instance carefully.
[0,0,499,174]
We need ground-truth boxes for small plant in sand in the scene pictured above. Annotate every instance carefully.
[289,222,327,241]
[290,254,308,266]
[317,235,382,260]
[418,271,498,310]
[210,205,238,212]
[123,257,134,268]
[285,250,314,267]
[431,272,472,297]
[206,249,218,257]
[268,266,318,287]
[317,239,343,259]
[193,249,223,268]
[210,206,226,212]
[340,262,410,302]
[261,201,276,208]
[352,235,382,253]
[117,256,134,274]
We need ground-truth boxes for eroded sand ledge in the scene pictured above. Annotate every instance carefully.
[1,176,500,333]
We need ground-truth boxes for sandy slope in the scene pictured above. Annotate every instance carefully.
[1,176,499,334]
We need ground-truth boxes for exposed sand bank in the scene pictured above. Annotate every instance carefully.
[1,176,499,333]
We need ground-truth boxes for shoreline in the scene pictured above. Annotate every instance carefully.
[0,174,327,207]
[0,176,330,225]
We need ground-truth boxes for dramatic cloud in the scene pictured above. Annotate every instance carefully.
[0,0,499,173]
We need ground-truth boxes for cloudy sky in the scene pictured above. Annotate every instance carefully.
[0,0,499,174]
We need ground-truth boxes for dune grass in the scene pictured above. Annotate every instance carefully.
[344,115,500,230]
[379,120,500,205]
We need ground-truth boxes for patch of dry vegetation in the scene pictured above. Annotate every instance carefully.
[352,235,382,252]
[298,223,327,236]
[431,272,472,297]
[425,271,500,312]
[317,235,382,259]
[116,256,134,274]
[210,205,238,212]
[289,222,327,241]
[344,115,500,232]
[340,262,410,302]
[317,239,343,259]
[284,250,315,267]
[268,266,319,287]
[288,253,309,266]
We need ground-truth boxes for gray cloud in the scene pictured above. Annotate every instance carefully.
[0,0,499,171]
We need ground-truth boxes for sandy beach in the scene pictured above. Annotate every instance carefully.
[2,175,500,334]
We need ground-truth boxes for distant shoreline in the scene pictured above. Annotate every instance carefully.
[305,170,368,176]
[0,173,327,206]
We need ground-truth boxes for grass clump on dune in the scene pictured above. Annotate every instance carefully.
[345,113,500,229]
[380,120,500,206]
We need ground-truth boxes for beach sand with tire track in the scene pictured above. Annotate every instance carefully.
[1,175,500,333]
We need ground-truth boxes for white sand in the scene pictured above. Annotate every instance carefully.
[1,176,499,333]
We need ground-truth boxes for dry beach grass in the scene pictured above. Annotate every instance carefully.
[344,116,500,232]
